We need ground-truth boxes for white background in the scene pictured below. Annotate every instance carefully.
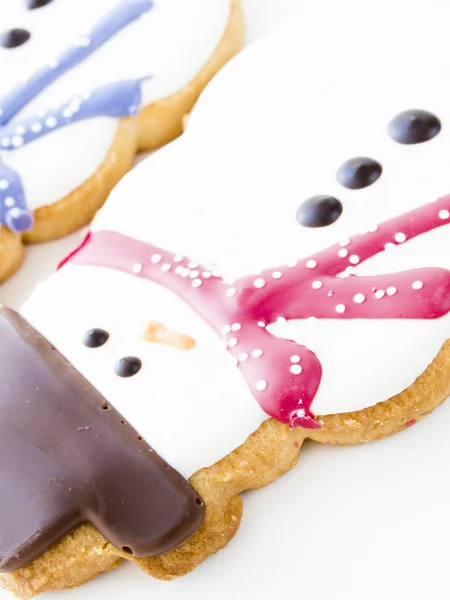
[1,1,450,599]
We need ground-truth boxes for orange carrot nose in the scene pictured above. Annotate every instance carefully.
[142,321,196,351]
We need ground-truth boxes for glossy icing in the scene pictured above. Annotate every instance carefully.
[0,0,231,215]
[60,192,450,428]
[0,79,145,231]
[22,0,450,475]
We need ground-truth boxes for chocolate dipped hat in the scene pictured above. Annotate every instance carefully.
[0,308,204,572]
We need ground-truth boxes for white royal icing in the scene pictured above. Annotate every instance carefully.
[0,0,231,211]
[23,0,450,475]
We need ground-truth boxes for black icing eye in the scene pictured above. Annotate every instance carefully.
[27,0,54,8]
[115,357,142,378]
[337,157,382,190]
[297,195,343,228]
[0,28,31,49]
[388,109,441,144]
[83,329,110,348]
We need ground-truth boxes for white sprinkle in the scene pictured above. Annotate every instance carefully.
[338,248,348,258]
[77,35,91,47]
[290,355,301,363]
[252,349,263,358]
[8,207,22,218]
[226,287,237,297]
[287,260,298,267]
[386,286,397,296]
[161,263,171,272]
[384,243,396,252]
[277,317,287,325]
[290,365,302,375]
[439,209,450,220]
[11,135,23,147]
[295,408,306,419]
[15,125,26,135]
[412,280,424,290]
[257,321,266,328]
[189,270,200,279]
[395,232,406,243]
[254,278,266,288]
[312,280,323,289]
[132,263,143,274]
[173,255,183,263]
[192,279,202,288]
[353,293,366,304]
[336,304,346,314]
[31,122,43,133]
[202,271,212,279]
[231,323,241,332]
[4,197,15,208]
[0,179,9,190]
[1,137,10,147]
[174,266,184,275]
[272,271,283,279]
[327,291,334,297]
[349,254,360,265]
[228,338,238,348]
[181,268,191,278]
[188,261,198,268]
[306,260,317,269]
[151,253,162,264]
[368,225,379,233]
[374,289,385,299]
[239,353,249,362]
[256,380,268,391]
[45,116,57,128]
[62,108,74,119]
[345,266,357,276]
[222,325,231,334]
[340,238,351,247]
[308,316,317,322]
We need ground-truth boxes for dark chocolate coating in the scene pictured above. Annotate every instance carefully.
[0,309,204,572]
[297,195,343,228]
[337,157,382,190]
[0,29,31,49]
[388,109,441,144]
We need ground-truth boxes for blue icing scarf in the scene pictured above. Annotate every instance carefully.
[0,0,153,232]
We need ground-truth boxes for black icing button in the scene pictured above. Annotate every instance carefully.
[27,0,54,8]
[388,109,441,144]
[296,195,343,228]
[0,28,31,49]
[337,157,382,190]
[83,328,110,348]
[115,357,142,378]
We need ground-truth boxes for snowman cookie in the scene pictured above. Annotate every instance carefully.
[0,0,244,282]
[3,0,450,596]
